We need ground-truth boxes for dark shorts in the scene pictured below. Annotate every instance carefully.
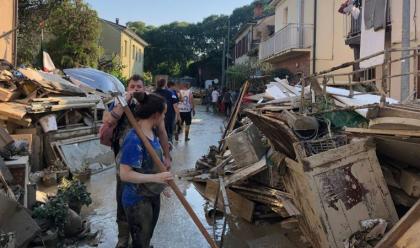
[180,111,192,126]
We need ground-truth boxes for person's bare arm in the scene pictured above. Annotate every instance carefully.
[190,92,195,116]
[120,164,173,184]
[157,120,171,169]
[173,103,180,121]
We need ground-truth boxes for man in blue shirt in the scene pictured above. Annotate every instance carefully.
[154,79,180,143]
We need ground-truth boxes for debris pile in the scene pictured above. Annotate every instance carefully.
[186,74,420,247]
[0,59,115,246]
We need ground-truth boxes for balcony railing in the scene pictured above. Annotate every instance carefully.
[259,23,314,61]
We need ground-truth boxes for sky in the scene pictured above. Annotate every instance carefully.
[85,0,253,27]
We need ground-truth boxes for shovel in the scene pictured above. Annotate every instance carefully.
[114,94,218,248]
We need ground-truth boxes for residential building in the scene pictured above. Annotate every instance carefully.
[343,0,420,100]
[259,0,354,81]
[99,19,149,78]
[0,0,18,65]
[234,3,275,65]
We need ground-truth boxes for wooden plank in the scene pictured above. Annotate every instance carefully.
[400,169,420,198]
[218,176,231,215]
[0,87,20,102]
[345,127,420,137]
[224,156,266,186]
[375,200,420,248]
[367,105,420,120]
[0,128,13,149]
[219,81,249,153]
[369,117,420,130]
[300,139,371,169]
[204,180,254,222]
[0,102,27,119]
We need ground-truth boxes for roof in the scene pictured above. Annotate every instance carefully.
[269,0,282,7]
[100,19,149,47]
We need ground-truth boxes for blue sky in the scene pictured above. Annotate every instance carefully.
[85,0,252,26]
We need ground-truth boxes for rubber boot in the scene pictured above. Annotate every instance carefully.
[184,126,190,142]
[115,221,130,248]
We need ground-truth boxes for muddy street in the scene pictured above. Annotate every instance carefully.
[81,105,303,248]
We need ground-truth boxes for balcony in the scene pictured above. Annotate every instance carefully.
[259,23,314,61]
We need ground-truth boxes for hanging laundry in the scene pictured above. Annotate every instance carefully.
[364,0,388,30]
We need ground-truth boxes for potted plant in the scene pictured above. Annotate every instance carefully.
[57,178,92,214]
[33,196,68,234]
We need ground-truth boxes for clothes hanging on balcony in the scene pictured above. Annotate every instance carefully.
[364,0,388,30]
[338,0,361,20]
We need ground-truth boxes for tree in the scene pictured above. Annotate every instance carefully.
[44,0,101,68]
[17,0,64,66]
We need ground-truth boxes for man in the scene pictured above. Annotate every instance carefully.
[222,87,232,117]
[99,74,171,248]
[154,79,180,143]
[176,82,195,142]
[211,87,220,113]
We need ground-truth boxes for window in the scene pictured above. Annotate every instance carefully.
[283,7,288,25]
[124,40,128,57]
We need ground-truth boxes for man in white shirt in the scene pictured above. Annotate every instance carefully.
[176,82,195,141]
[211,88,220,113]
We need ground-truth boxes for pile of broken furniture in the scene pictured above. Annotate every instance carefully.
[0,59,114,247]
[184,77,420,248]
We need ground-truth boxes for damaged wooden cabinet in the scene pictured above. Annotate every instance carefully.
[283,139,398,248]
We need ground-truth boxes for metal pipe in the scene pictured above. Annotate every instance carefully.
[312,0,317,74]
[401,0,411,101]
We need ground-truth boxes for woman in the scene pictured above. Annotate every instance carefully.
[118,93,173,248]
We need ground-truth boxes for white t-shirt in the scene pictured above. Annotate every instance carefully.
[212,90,220,103]
[179,89,192,112]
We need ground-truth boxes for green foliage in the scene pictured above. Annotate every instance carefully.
[227,61,272,84]
[143,71,153,86]
[127,0,272,78]
[43,0,101,68]
[272,68,294,80]
[17,0,100,68]
[57,178,92,207]
[98,55,127,85]
[17,0,64,66]
[33,196,68,232]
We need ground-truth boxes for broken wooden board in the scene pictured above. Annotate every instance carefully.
[369,117,420,130]
[19,68,85,96]
[283,139,399,248]
[224,156,266,186]
[366,105,420,120]
[0,193,40,247]
[0,102,27,119]
[400,169,420,198]
[375,200,420,248]
[0,87,20,102]
[345,127,420,137]
[204,179,254,222]
[374,136,420,170]
[0,127,13,149]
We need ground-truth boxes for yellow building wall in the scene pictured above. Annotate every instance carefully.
[388,0,420,100]
[0,0,17,64]
[120,32,145,78]
[275,0,297,31]
[312,0,353,76]
[99,22,121,58]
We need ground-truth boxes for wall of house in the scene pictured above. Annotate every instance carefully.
[0,0,17,64]
[388,0,420,100]
[272,53,311,82]
[255,15,275,42]
[120,33,145,78]
[234,26,253,64]
[99,22,121,59]
[312,0,353,75]
[275,0,297,32]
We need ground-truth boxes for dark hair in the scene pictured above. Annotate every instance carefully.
[167,81,176,88]
[133,93,166,119]
[128,74,144,84]
[157,78,166,89]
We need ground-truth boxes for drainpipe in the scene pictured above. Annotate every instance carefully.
[297,0,304,47]
[312,0,317,74]
[401,0,410,101]
[13,0,18,66]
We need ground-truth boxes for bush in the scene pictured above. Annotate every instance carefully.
[57,178,92,207]
[33,196,68,233]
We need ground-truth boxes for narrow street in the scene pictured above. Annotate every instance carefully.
[82,105,303,248]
